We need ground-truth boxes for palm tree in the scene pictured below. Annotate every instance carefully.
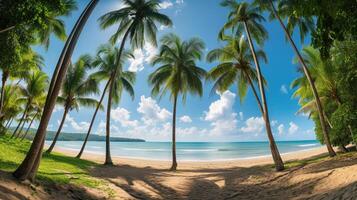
[14,0,99,181]
[149,33,206,170]
[11,71,48,138]
[21,101,44,141]
[221,1,284,171]
[206,35,266,117]
[76,44,135,160]
[0,50,44,120]
[253,0,336,156]
[98,0,172,165]
[46,56,101,154]
[1,84,22,131]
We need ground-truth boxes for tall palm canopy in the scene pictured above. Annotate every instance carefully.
[220,0,285,171]
[220,0,268,46]
[149,33,206,170]
[12,70,48,137]
[206,35,266,105]
[76,44,136,160]
[98,0,173,47]
[98,0,172,165]
[46,55,102,153]
[91,44,136,104]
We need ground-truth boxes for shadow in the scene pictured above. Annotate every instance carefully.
[88,152,357,200]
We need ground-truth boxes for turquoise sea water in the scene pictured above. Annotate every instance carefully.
[48,140,322,161]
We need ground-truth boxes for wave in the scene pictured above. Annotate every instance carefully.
[297,143,318,147]
[180,149,218,152]
[121,148,167,152]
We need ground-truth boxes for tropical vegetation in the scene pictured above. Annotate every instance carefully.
[0,0,354,187]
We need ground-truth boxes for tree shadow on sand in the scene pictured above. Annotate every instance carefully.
[89,151,357,200]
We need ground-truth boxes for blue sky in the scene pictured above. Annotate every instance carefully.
[33,0,316,142]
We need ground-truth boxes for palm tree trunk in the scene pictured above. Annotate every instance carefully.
[244,70,264,114]
[104,22,133,165]
[11,102,30,138]
[267,0,336,157]
[6,118,13,129]
[0,70,9,119]
[15,118,27,138]
[21,112,38,141]
[13,0,99,181]
[243,21,284,171]
[46,106,69,154]
[5,118,11,127]
[0,26,15,34]
[105,76,114,165]
[77,80,110,159]
[170,95,178,171]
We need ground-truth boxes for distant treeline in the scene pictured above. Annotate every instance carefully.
[11,128,145,142]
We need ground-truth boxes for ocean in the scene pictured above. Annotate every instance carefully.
[48,140,322,161]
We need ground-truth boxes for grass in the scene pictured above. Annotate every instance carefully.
[0,134,105,189]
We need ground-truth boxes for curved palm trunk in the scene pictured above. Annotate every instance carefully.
[21,112,38,141]
[105,76,114,165]
[268,0,335,157]
[13,0,99,181]
[244,70,264,114]
[170,95,178,171]
[77,80,110,159]
[46,106,69,154]
[5,118,12,128]
[104,22,133,165]
[12,103,30,138]
[243,21,284,171]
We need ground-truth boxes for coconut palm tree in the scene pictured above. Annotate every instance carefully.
[98,0,172,165]
[221,1,284,171]
[11,71,48,138]
[46,56,101,154]
[149,33,206,170]
[253,0,336,157]
[76,44,135,160]
[0,50,44,120]
[21,104,44,141]
[1,84,22,131]
[14,0,99,181]
[206,35,266,115]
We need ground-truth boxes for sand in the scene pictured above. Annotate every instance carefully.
[2,146,357,199]
[57,146,357,199]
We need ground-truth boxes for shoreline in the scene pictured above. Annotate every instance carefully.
[52,145,329,168]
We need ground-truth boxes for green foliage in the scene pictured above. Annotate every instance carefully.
[220,1,268,46]
[91,44,136,106]
[206,35,265,103]
[149,33,206,102]
[0,134,104,188]
[330,104,357,146]
[59,56,101,112]
[98,0,172,48]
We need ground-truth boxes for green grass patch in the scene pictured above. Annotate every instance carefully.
[0,134,105,189]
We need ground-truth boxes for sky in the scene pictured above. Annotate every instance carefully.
[32,0,316,142]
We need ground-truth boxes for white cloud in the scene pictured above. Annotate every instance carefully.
[65,114,89,132]
[271,120,278,126]
[159,1,173,9]
[204,90,238,136]
[239,112,244,120]
[176,0,184,4]
[137,95,172,125]
[128,43,158,72]
[111,107,138,127]
[278,124,284,135]
[240,117,265,134]
[288,122,299,134]
[180,115,192,123]
[280,84,288,94]
[53,105,63,113]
